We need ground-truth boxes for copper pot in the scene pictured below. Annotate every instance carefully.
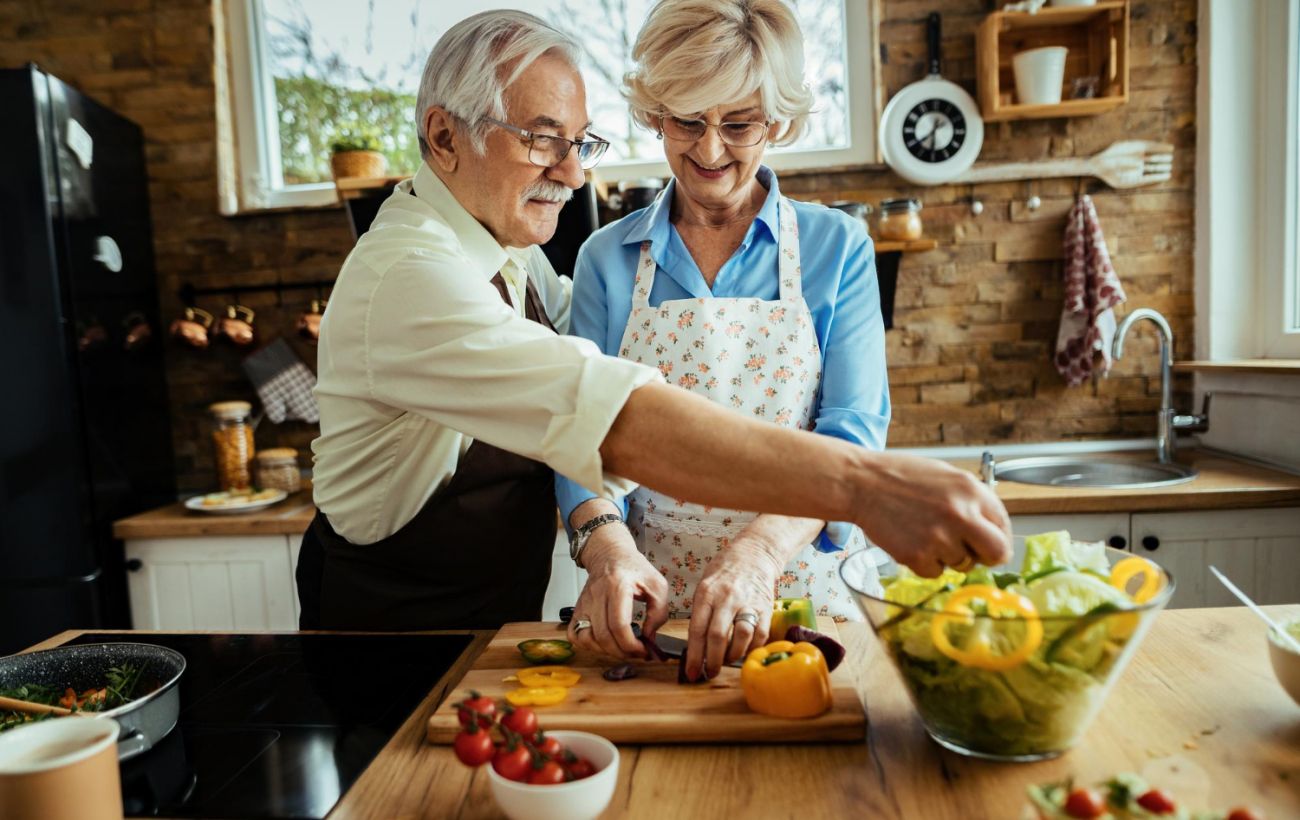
[216,304,256,346]
[169,307,214,349]
[296,299,325,343]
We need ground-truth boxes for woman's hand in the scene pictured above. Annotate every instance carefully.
[683,539,783,681]
[567,524,669,660]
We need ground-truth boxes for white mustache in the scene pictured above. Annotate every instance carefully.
[522,180,574,205]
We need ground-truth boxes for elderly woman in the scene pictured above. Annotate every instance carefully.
[556,0,889,680]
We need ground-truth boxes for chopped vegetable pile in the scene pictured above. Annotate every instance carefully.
[877,531,1167,757]
[1,663,149,732]
[1028,772,1264,819]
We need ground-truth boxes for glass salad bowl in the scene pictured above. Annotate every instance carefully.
[840,533,1175,762]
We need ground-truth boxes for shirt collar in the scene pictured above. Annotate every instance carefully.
[622,164,781,247]
[410,162,508,279]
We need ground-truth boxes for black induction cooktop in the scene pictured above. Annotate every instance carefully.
[67,632,475,819]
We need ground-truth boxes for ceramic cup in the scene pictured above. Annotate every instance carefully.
[1013,46,1068,106]
[0,718,123,820]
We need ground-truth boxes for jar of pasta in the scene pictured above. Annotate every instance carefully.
[877,198,924,241]
[255,447,301,494]
[208,401,255,491]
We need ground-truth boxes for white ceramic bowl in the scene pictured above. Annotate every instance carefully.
[1267,618,1300,707]
[486,730,618,820]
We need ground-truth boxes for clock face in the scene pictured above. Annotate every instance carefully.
[903,99,966,163]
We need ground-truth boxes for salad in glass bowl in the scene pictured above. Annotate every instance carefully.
[840,531,1175,761]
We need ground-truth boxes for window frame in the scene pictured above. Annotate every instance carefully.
[218,0,880,213]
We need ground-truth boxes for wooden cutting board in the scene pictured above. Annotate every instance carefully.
[426,617,865,744]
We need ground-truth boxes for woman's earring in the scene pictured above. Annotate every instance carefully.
[656,131,663,141]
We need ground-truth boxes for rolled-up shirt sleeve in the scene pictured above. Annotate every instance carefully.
[365,248,660,497]
[812,227,891,552]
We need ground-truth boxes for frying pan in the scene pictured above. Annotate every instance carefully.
[0,643,186,761]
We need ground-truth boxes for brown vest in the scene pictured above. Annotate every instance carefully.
[296,273,559,630]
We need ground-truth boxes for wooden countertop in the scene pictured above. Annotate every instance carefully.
[114,450,1300,540]
[958,450,1300,515]
[38,608,1296,818]
[112,491,317,538]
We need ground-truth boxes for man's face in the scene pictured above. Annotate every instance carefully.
[454,54,589,248]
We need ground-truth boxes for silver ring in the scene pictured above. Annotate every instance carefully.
[733,612,760,628]
[573,618,592,633]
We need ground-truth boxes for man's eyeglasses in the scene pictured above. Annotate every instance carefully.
[658,115,772,148]
[482,117,610,170]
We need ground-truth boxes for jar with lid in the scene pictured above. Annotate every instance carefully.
[877,198,924,241]
[255,447,301,494]
[208,401,255,491]
[828,200,874,237]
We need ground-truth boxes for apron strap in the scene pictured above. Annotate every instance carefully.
[632,240,656,309]
[776,196,802,301]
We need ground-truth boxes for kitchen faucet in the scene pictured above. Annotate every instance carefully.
[1111,307,1210,463]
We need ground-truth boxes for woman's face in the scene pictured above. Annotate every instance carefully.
[659,91,779,212]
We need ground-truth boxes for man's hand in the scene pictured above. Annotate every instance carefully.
[567,524,669,659]
[852,452,1012,577]
[682,539,781,681]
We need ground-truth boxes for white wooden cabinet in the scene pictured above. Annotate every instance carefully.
[125,535,301,630]
[1010,508,1300,609]
[542,529,586,618]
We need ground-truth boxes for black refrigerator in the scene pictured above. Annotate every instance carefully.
[0,64,176,655]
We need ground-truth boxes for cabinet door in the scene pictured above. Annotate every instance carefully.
[125,536,298,630]
[541,528,587,619]
[1130,507,1300,609]
[1010,513,1131,549]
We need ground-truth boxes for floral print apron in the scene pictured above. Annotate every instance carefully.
[620,197,863,622]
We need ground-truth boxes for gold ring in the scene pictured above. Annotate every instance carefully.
[952,555,976,573]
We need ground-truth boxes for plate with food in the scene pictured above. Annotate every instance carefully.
[184,487,287,514]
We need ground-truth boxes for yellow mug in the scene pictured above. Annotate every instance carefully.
[0,717,123,820]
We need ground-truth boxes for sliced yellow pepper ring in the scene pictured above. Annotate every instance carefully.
[1110,556,1164,603]
[515,667,581,688]
[930,584,1043,671]
[504,686,569,707]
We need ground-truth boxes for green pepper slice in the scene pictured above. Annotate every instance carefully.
[770,597,817,639]
[517,639,575,665]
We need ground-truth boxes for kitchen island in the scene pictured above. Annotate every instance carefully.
[27,606,1300,818]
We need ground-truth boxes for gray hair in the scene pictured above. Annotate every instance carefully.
[416,11,582,157]
[623,0,814,146]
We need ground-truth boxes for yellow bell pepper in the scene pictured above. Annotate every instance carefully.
[741,640,833,719]
[514,667,581,688]
[930,584,1043,671]
[504,686,568,707]
[1110,556,1164,603]
[769,598,817,639]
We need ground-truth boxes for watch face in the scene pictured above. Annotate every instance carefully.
[902,99,966,162]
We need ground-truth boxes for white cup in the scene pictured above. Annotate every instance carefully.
[1013,46,1069,106]
[0,718,123,820]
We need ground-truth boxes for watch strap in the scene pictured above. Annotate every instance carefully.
[569,512,624,568]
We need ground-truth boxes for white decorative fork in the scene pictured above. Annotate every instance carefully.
[952,140,1175,189]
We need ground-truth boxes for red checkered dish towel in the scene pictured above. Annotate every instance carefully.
[1054,194,1127,387]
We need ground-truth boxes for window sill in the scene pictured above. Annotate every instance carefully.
[1174,360,1300,375]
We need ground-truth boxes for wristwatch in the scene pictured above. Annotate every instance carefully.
[568,513,625,568]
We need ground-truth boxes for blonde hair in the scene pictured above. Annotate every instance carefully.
[623,0,814,146]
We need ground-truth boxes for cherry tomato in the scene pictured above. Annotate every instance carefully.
[1136,789,1177,815]
[1226,808,1265,820]
[1062,788,1106,819]
[452,725,494,767]
[492,744,533,782]
[456,692,496,729]
[566,757,596,780]
[527,760,567,785]
[501,706,539,738]
[531,731,563,759]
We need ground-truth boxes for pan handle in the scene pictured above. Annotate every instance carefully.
[927,12,942,76]
[117,728,150,761]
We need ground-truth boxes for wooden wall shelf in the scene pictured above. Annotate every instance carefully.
[875,238,937,254]
[976,0,1129,122]
[335,175,405,202]
[1173,360,1300,375]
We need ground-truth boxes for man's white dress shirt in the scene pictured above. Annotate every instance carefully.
[312,163,659,545]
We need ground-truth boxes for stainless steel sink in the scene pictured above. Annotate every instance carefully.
[991,456,1198,489]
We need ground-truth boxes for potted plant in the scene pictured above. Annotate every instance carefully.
[329,125,387,180]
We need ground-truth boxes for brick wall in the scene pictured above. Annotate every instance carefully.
[0,0,1195,491]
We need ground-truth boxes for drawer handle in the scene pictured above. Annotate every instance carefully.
[125,559,143,572]
[1141,536,1160,551]
[1108,535,1127,550]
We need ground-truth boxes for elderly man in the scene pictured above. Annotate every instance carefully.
[297,10,1010,640]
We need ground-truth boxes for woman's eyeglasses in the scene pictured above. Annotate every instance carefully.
[481,117,610,170]
[658,115,772,147]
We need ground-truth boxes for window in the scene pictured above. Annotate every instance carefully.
[1259,0,1300,357]
[221,0,877,211]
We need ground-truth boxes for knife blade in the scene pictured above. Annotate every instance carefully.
[651,633,745,669]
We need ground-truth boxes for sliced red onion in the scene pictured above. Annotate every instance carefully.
[784,625,846,672]
[602,663,637,682]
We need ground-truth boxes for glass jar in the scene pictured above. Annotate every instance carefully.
[828,200,874,237]
[208,401,255,491]
[255,447,301,494]
[877,198,924,241]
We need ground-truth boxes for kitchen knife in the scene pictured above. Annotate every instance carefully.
[650,632,745,669]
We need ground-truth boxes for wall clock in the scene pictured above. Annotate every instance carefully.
[879,13,984,186]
